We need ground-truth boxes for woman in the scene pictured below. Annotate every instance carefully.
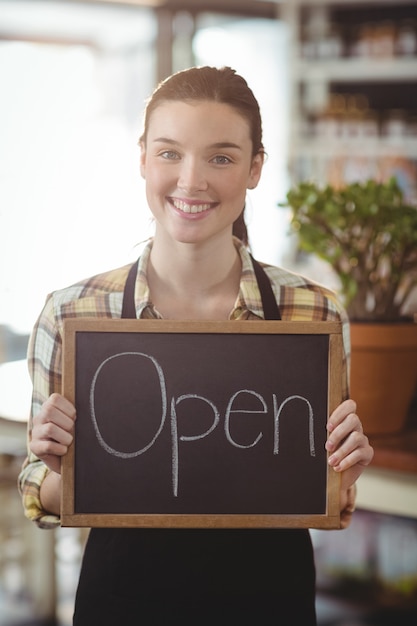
[19,66,373,625]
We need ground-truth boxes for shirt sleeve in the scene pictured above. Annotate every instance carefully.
[18,293,63,528]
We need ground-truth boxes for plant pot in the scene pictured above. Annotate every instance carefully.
[350,322,417,436]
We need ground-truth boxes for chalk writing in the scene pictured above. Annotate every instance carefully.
[89,352,317,496]
[90,352,167,458]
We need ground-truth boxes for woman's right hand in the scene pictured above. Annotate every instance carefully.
[30,393,76,475]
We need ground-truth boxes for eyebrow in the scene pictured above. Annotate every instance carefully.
[152,137,243,151]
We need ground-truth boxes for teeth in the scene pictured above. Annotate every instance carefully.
[172,199,212,214]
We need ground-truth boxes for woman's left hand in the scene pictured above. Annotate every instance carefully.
[326,398,374,527]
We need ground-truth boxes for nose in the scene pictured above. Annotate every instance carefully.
[177,158,208,193]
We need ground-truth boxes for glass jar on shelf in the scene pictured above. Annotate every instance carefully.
[395,19,417,57]
[350,23,374,57]
[371,21,396,58]
[381,109,408,141]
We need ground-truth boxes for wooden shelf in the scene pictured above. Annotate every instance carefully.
[292,137,417,159]
[284,0,417,193]
[291,0,416,6]
[295,57,417,83]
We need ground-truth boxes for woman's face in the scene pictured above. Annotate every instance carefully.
[140,100,263,247]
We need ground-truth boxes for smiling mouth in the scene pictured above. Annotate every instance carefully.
[170,198,215,214]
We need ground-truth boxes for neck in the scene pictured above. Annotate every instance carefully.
[147,235,242,320]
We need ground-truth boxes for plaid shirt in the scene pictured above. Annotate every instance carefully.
[18,238,350,528]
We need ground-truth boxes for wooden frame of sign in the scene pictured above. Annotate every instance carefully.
[61,319,343,529]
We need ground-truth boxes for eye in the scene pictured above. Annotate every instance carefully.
[211,155,232,165]
[160,150,180,160]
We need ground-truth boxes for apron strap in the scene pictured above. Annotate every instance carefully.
[121,256,282,321]
[250,255,281,321]
[121,258,139,319]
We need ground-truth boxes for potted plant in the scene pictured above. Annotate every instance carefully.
[281,177,417,435]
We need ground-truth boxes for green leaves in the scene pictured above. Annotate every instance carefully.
[281,178,417,321]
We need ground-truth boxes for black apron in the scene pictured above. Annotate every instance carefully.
[73,258,317,626]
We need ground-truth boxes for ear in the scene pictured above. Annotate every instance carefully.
[247,152,263,190]
[139,141,146,179]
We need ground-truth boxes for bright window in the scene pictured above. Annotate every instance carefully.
[0,1,156,334]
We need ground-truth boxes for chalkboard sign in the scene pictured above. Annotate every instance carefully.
[61,319,343,529]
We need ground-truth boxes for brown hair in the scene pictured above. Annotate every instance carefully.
[140,66,265,246]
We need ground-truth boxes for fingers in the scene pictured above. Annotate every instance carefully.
[30,393,76,469]
[327,398,359,435]
[326,399,374,474]
[327,430,371,473]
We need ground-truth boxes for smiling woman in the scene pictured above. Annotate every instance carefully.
[18,65,374,626]
[139,97,264,319]
[140,99,262,247]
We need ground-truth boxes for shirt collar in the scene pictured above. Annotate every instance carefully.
[135,241,158,318]
[234,240,265,319]
[134,238,265,320]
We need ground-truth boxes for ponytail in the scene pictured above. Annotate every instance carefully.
[232,209,249,247]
